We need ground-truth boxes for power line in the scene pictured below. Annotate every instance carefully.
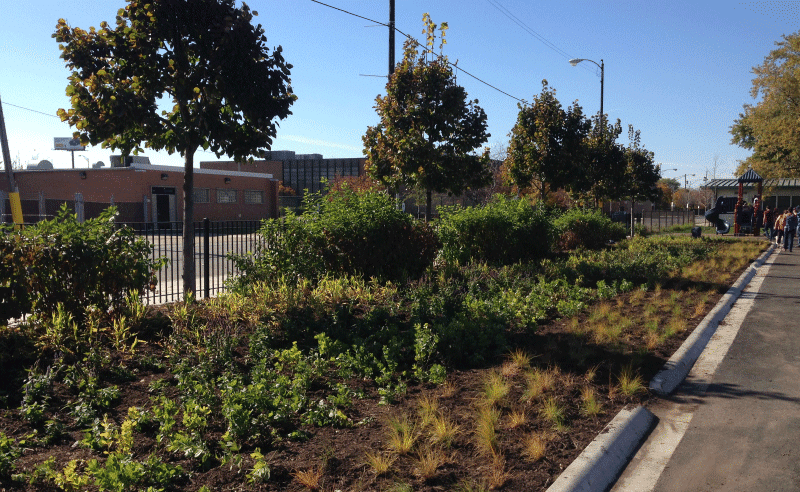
[484,0,596,76]
[310,0,525,104]
[2,101,60,118]
[1,100,222,156]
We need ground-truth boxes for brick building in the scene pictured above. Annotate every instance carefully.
[0,160,280,225]
[200,151,365,196]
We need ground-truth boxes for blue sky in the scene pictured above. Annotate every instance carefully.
[1,1,798,188]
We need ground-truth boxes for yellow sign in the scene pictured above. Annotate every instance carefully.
[9,192,22,229]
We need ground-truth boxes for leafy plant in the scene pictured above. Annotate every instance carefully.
[233,186,439,287]
[248,448,272,484]
[0,432,24,479]
[437,196,554,265]
[1,205,163,323]
[553,207,627,251]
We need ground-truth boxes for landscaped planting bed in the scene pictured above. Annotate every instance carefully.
[0,235,766,491]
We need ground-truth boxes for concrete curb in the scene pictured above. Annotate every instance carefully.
[545,406,656,492]
[649,243,774,395]
[546,241,773,492]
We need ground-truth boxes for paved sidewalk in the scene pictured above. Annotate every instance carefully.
[613,245,800,491]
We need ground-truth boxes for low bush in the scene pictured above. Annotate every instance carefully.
[232,185,439,288]
[553,208,627,250]
[0,205,162,323]
[436,196,554,265]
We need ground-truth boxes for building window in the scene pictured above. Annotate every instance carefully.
[193,188,210,203]
[244,190,264,204]
[217,189,237,203]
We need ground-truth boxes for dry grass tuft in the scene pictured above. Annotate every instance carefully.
[583,364,600,383]
[364,451,396,476]
[508,348,532,371]
[539,396,567,429]
[417,394,439,429]
[474,407,501,456]
[292,464,324,491]
[440,380,458,398]
[506,409,527,429]
[386,413,417,455]
[430,413,460,448]
[414,445,448,480]
[579,386,603,417]
[487,452,510,489]
[480,370,510,407]
[618,365,645,396]
[522,431,549,462]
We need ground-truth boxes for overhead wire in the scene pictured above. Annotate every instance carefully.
[2,101,60,118]
[1,100,219,156]
[483,0,597,76]
[310,0,526,104]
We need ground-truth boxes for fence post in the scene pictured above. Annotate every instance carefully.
[204,218,210,299]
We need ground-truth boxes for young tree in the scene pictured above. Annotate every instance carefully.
[579,117,627,206]
[363,14,491,220]
[624,126,661,203]
[54,0,296,295]
[656,177,680,209]
[731,31,800,177]
[506,81,590,200]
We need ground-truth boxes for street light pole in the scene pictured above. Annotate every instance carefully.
[569,58,604,131]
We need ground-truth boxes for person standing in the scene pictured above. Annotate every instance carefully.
[784,208,798,252]
[775,209,787,247]
[763,205,774,241]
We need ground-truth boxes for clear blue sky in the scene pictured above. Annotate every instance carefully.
[1,0,798,188]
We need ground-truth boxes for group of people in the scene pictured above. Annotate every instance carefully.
[763,205,800,252]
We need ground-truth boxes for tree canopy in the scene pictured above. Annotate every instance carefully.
[731,31,800,177]
[363,14,491,220]
[506,83,660,206]
[506,81,590,200]
[54,0,295,294]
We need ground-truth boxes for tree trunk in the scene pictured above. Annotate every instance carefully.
[182,149,196,297]
[426,189,432,223]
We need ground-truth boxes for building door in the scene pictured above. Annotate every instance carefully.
[151,186,176,229]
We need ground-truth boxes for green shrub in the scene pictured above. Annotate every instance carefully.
[436,196,553,265]
[0,205,163,323]
[232,185,438,287]
[553,208,627,250]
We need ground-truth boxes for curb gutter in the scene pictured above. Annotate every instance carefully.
[547,241,773,492]
[649,243,774,395]
[545,406,656,492]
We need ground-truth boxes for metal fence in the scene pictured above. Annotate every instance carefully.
[125,219,264,305]
[639,210,697,232]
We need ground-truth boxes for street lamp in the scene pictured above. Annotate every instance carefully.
[569,58,604,131]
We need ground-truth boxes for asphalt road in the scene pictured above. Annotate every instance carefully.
[143,232,264,303]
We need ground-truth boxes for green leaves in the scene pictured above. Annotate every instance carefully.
[731,32,800,177]
[0,204,163,323]
[508,82,658,205]
[364,15,491,219]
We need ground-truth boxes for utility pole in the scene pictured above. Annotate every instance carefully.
[390,0,401,209]
[0,94,17,192]
[389,0,395,76]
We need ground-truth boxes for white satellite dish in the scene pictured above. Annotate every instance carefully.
[37,160,54,169]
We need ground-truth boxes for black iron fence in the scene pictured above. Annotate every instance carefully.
[611,210,698,233]
[125,218,264,305]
